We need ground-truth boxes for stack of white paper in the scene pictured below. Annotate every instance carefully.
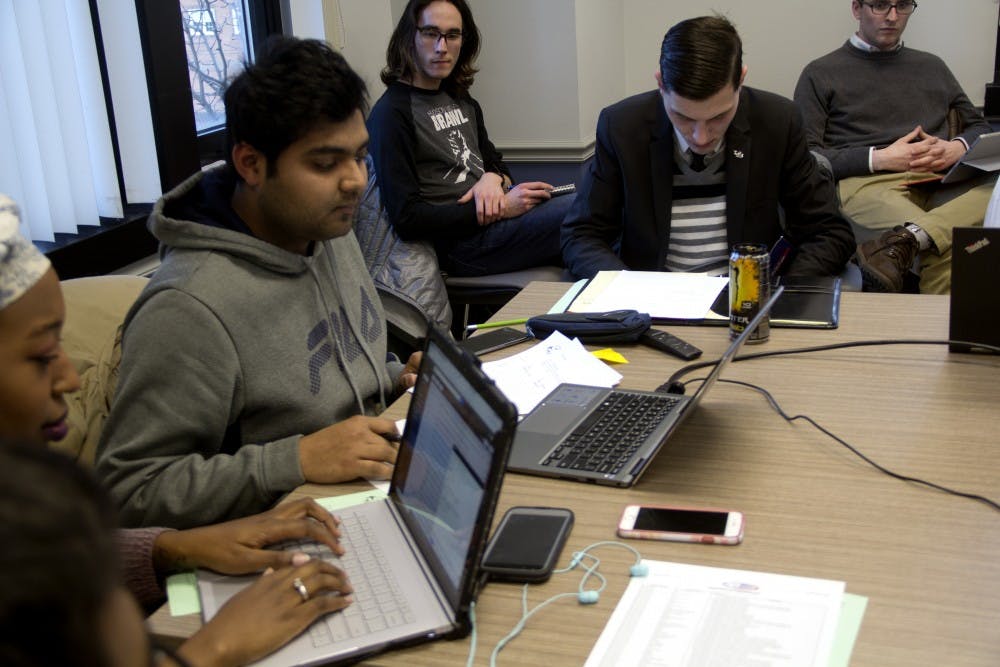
[570,271,728,320]
[585,560,845,667]
[481,330,622,415]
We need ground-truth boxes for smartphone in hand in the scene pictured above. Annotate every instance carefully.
[617,504,744,545]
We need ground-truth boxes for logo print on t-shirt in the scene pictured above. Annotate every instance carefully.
[444,130,484,184]
[426,102,484,186]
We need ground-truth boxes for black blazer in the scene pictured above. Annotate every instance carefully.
[561,87,856,280]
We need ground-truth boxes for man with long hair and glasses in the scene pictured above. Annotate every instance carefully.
[795,1,995,294]
[367,0,571,278]
[561,15,855,282]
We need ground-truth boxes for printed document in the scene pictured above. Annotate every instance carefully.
[481,330,622,415]
[570,271,728,320]
[585,560,844,667]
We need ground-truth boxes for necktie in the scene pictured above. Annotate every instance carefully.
[690,151,706,172]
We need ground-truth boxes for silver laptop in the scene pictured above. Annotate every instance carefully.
[508,287,783,487]
[941,130,1000,184]
[197,325,517,666]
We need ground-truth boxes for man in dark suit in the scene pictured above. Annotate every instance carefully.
[561,15,855,280]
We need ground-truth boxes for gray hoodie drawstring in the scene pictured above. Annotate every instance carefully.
[326,248,389,410]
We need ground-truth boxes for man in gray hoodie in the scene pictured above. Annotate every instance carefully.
[96,38,420,528]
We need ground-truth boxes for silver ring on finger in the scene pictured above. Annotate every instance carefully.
[292,577,310,602]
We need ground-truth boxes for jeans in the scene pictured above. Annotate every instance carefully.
[441,194,574,277]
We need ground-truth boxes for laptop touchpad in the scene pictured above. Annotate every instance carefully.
[547,385,604,407]
[523,386,604,435]
[524,406,583,435]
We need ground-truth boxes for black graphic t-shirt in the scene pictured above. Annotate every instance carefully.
[368,82,511,242]
[413,93,486,201]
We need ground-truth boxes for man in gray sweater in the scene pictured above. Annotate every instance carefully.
[794,0,994,294]
[96,39,420,528]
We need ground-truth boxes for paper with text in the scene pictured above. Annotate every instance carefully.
[570,271,728,320]
[585,560,844,667]
[481,330,622,415]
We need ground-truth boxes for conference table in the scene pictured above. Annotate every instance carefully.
[149,285,1000,667]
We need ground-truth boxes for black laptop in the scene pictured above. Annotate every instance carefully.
[949,227,1000,353]
[508,287,783,487]
[197,324,517,666]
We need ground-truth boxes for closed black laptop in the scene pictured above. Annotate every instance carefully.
[950,227,1000,353]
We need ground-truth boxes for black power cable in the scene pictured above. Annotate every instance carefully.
[658,339,1000,393]
[666,339,1000,512]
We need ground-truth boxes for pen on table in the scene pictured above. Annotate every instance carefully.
[465,317,529,332]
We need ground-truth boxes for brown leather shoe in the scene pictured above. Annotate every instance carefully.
[855,226,919,293]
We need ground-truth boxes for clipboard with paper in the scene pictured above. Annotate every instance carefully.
[567,270,840,329]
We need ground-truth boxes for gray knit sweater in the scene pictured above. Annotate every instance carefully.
[794,41,991,179]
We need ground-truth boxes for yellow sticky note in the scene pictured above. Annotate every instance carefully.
[592,348,628,364]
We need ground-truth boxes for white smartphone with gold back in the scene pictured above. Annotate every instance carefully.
[617,504,744,545]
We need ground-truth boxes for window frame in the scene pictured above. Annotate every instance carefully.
[50,0,284,279]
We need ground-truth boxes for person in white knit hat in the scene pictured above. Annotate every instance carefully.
[0,196,53,312]
[0,194,77,444]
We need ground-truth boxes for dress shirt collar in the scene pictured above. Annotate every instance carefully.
[673,128,724,164]
[850,32,903,52]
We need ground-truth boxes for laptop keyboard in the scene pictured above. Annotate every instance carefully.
[542,391,681,474]
[281,509,415,647]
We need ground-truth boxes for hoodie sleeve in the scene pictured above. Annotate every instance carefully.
[95,289,305,529]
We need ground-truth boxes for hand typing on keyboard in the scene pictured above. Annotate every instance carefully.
[287,511,416,645]
[179,558,354,666]
[152,497,345,574]
[299,415,402,483]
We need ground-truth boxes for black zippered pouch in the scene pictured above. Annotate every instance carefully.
[526,309,651,344]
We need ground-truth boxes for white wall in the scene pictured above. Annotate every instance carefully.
[285,0,394,99]
[622,0,998,105]
[337,0,394,99]
[575,1,626,143]
[470,0,583,158]
[292,0,999,159]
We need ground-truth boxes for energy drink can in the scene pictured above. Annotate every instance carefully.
[729,243,770,343]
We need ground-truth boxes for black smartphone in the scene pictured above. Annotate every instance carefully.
[458,327,532,356]
[481,506,574,582]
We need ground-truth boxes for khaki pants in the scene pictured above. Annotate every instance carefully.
[839,172,995,294]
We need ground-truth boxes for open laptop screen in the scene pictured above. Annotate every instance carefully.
[686,285,785,409]
[392,331,507,610]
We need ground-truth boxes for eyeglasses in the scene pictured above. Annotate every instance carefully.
[417,26,464,45]
[861,0,917,16]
